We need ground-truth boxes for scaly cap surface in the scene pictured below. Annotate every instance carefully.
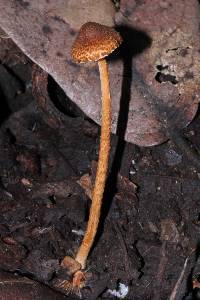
[71,22,122,63]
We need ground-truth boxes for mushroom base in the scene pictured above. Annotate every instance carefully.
[57,255,87,295]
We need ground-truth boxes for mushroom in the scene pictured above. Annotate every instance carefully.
[1,0,199,147]
[58,22,122,293]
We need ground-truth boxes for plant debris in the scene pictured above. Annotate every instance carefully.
[0,1,199,299]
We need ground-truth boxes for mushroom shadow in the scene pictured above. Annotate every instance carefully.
[96,26,152,242]
[113,25,152,138]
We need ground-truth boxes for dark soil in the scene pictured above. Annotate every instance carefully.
[0,39,199,300]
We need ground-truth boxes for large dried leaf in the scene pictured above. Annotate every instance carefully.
[0,0,199,146]
[0,271,70,300]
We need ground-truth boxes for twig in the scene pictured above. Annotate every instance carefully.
[0,280,33,285]
[32,65,66,129]
[169,256,189,300]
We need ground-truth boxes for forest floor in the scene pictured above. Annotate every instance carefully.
[0,38,199,300]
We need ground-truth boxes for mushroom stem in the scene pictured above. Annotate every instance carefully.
[75,58,111,268]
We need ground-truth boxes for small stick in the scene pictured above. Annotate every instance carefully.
[169,257,189,300]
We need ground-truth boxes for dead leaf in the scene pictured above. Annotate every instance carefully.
[46,0,115,31]
[77,173,93,199]
[0,0,199,146]
[0,271,68,300]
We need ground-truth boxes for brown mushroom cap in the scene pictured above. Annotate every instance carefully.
[71,22,122,63]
